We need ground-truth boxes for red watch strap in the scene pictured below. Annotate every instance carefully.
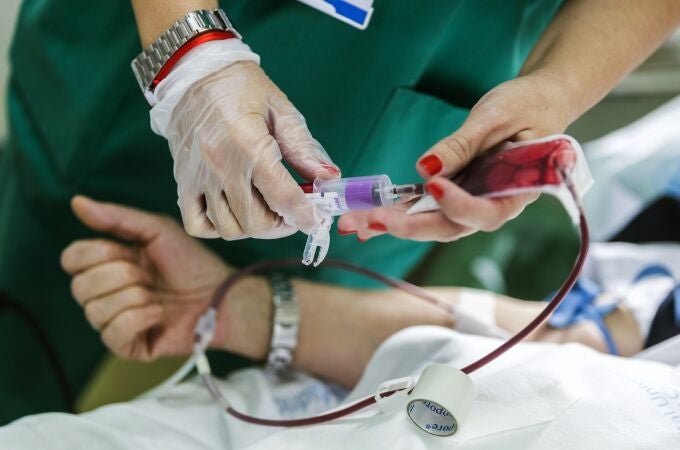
[151,30,238,89]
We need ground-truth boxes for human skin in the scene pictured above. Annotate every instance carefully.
[132,1,680,243]
[61,197,642,388]
[340,0,680,242]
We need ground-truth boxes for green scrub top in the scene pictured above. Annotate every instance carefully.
[0,0,562,422]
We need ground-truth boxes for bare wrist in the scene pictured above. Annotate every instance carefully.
[131,0,220,47]
[521,69,583,130]
[213,275,273,360]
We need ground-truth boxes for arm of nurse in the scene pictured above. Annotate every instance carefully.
[340,0,680,242]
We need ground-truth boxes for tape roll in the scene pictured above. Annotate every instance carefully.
[406,364,476,436]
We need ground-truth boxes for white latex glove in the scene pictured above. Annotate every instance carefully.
[150,39,339,240]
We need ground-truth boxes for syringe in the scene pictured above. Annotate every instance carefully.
[300,175,424,216]
[299,175,423,266]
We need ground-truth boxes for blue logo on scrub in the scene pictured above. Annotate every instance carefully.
[322,0,370,27]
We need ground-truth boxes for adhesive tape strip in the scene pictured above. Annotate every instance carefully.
[406,364,476,436]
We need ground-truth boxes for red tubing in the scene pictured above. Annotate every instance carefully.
[200,195,589,427]
[462,211,588,373]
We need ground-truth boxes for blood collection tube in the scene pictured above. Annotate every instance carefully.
[300,175,423,216]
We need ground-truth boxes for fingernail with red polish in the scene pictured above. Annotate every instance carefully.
[338,228,357,236]
[368,222,387,232]
[322,163,341,175]
[426,182,445,201]
[418,155,443,176]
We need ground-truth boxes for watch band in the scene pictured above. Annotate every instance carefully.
[266,274,300,373]
[131,9,240,98]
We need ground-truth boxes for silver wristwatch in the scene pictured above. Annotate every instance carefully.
[131,9,240,100]
[266,274,300,373]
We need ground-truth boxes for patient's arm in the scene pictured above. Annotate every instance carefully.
[490,290,643,356]
[61,196,453,387]
[427,287,643,357]
[61,196,640,389]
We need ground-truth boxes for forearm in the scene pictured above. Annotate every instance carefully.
[522,0,680,122]
[215,276,640,389]
[217,276,454,387]
[292,281,454,386]
[131,0,218,47]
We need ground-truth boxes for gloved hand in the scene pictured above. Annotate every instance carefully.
[150,39,339,240]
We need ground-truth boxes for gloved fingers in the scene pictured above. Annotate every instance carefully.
[219,117,295,238]
[269,95,340,181]
[178,189,220,239]
[70,260,153,306]
[252,152,323,235]
[100,304,164,362]
[245,194,298,239]
[204,190,247,240]
[84,286,157,331]
[61,239,138,276]
[225,179,296,238]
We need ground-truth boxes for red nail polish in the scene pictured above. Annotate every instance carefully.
[321,163,341,175]
[368,222,387,232]
[426,182,445,200]
[338,228,357,236]
[418,155,443,176]
[299,182,314,194]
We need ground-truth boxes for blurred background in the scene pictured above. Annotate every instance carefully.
[0,0,22,139]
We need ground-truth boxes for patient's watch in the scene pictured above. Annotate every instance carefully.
[266,274,300,373]
[131,9,240,103]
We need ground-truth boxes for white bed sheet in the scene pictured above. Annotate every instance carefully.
[1,326,679,449]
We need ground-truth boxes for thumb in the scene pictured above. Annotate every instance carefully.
[270,96,341,181]
[416,107,511,180]
[71,195,164,243]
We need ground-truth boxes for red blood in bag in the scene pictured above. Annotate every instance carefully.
[455,138,576,196]
[501,141,557,164]
[515,167,542,186]
[484,163,515,191]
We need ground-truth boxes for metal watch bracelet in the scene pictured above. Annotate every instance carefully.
[266,273,300,373]
[131,9,240,97]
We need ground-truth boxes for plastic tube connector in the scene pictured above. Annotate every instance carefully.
[194,308,217,352]
[302,215,332,266]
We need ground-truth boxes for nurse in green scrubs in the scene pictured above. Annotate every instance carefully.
[0,0,677,423]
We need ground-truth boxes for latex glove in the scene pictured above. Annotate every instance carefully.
[151,39,339,240]
[338,75,571,242]
[60,196,273,361]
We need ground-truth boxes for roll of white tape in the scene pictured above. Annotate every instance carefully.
[406,364,476,436]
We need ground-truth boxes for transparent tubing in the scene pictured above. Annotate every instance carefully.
[196,180,589,428]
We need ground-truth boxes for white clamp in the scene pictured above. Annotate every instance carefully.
[374,377,415,414]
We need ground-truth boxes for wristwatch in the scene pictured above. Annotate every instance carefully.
[266,273,300,373]
[131,9,241,102]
